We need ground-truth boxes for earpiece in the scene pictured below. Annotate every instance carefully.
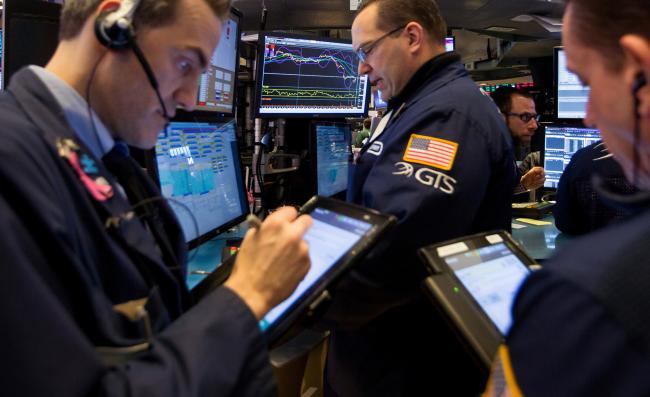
[632,72,647,96]
[93,0,170,125]
[94,0,141,50]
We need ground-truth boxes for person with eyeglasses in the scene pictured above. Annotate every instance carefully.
[320,0,516,395]
[492,86,546,192]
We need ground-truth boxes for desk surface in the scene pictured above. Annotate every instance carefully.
[186,225,246,290]
[511,214,573,261]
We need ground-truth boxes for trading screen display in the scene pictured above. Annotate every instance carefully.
[544,125,601,188]
[195,14,238,113]
[260,207,373,330]
[256,34,369,117]
[444,243,530,335]
[154,121,248,242]
[557,48,590,119]
[315,123,350,197]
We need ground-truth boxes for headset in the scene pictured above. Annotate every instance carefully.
[94,0,171,124]
[633,71,647,96]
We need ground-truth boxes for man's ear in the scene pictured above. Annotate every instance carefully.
[620,35,650,117]
[404,21,425,54]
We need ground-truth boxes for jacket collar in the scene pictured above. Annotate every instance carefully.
[387,51,462,111]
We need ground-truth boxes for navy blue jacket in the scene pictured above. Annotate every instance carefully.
[553,141,636,234]
[325,53,516,396]
[504,206,650,396]
[0,69,274,396]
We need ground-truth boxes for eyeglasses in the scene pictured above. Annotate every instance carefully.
[356,25,406,63]
[506,112,540,123]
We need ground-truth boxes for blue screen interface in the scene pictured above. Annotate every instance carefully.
[315,123,350,197]
[154,121,247,242]
[444,243,530,335]
[260,207,372,331]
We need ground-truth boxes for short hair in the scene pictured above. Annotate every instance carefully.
[363,118,372,129]
[59,0,231,40]
[566,0,650,70]
[357,0,447,45]
[491,87,533,115]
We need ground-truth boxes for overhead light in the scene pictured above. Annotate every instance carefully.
[485,26,517,33]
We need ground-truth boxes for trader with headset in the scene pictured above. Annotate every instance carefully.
[0,0,312,396]
[484,0,650,395]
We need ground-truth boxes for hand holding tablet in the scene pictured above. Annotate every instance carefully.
[224,207,313,320]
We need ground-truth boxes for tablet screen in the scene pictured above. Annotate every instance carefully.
[443,243,530,334]
[259,207,373,330]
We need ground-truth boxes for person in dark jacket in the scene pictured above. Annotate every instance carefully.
[484,0,650,395]
[323,0,516,395]
[0,0,312,396]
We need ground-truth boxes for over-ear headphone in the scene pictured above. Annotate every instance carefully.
[94,0,141,50]
[93,0,171,125]
[632,71,647,96]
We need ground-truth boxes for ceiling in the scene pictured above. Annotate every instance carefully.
[232,0,566,79]
[233,0,565,39]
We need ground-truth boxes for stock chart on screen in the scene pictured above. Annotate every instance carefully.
[256,34,369,117]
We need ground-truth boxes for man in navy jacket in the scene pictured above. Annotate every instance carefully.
[323,0,516,395]
[484,0,650,395]
[0,0,312,395]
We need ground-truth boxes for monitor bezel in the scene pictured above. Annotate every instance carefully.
[309,120,352,198]
[175,7,242,119]
[143,117,250,249]
[254,31,371,119]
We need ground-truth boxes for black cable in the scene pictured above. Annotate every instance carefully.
[85,52,108,154]
[633,93,642,187]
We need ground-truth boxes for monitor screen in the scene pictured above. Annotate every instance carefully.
[444,242,530,335]
[194,10,240,114]
[313,122,351,197]
[255,33,370,118]
[445,36,455,52]
[260,206,373,330]
[543,125,601,188]
[153,120,249,246]
[373,89,388,109]
[555,47,590,119]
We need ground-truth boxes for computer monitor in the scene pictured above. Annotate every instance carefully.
[445,36,455,52]
[312,121,351,197]
[543,124,601,188]
[191,8,241,115]
[555,47,590,120]
[149,120,249,248]
[373,89,388,109]
[255,33,370,118]
[2,0,61,89]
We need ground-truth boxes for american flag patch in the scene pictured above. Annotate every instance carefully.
[403,134,458,171]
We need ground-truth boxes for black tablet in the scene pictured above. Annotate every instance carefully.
[418,231,539,369]
[191,196,396,345]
